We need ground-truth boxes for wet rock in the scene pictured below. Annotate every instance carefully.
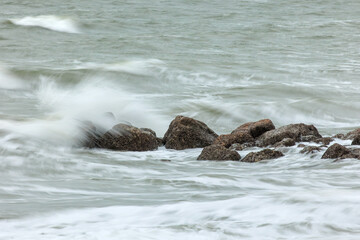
[297,144,306,148]
[229,142,255,151]
[344,128,360,140]
[256,123,322,147]
[351,135,360,145]
[232,119,275,138]
[100,124,158,151]
[321,143,354,159]
[163,116,218,150]
[213,132,254,148]
[314,137,333,146]
[273,138,296,147]
[79,121,105,148]
[241,149,284,163]
[300,146,322,154]
[197,145,241,161]
[332,133,345,140]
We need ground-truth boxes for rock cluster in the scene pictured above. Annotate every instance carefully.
[80,114,360,162]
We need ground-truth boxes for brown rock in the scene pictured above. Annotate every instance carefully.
[229,142,255,151]
[213,132,254,148]
[332,133,345,140]
[163,116,218,150]
[241,149,284,163]
[273,138,296,147]
[300,146,322,154]
[197,145,241,161]
[100,124,158,151]
[232,119,275,138]
[321,143,354,159]
[345,129,360,140]
[314,137,333,146]
[351,135,360,145]
[256,123,322,147]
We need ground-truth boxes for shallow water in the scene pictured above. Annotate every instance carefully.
[1,0,360,239]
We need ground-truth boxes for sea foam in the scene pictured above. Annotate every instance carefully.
[9,15,81,34]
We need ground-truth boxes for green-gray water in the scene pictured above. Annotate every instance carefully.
[1,0,360,239]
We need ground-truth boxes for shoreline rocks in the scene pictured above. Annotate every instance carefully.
[79,115,360,163]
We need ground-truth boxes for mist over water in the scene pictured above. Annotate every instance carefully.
[1,0,360,239]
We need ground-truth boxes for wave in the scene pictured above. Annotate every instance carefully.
[9,15,81,34]
[0,64,26,89]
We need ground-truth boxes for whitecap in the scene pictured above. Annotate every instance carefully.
[9,15,81,34]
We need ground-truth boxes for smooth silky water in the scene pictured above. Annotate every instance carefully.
[1,0,360,239]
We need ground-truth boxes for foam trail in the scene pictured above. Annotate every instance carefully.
[9,15,81,33]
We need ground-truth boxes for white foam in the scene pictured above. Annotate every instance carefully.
[75,59,166,76]
[10,15,80,34]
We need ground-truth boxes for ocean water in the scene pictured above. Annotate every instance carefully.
[1,0,360,239]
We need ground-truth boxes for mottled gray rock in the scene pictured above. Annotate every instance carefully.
[197,145,241,161]
[256,123,322,147]
[163,116,218,150]
[241,149,284,163]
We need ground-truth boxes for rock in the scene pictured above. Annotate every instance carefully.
[213,132,254,148]
[332,133,345,140]
[100,124,158,151]
[345,128,360,140]
[321,143,354,159]
[140,128,157,137]
[300,146,322,154]
[232,119,275,138]
[229,142,255,151]
[256,123,322,147]
[163,116,218,150]
[351,135,360,145]
[297,144,306,148]
[197,145,241,161]
[314,137,333,146]
[79,121,105,148]
[241,149,284,163]
[273,138,296,147]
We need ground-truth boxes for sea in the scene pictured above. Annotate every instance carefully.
[1,0,360,239]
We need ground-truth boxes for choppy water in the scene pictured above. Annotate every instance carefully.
[1,0,360,239]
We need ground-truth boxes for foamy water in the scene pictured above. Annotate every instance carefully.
[1,0,360,239]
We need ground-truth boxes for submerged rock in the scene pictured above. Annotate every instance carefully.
[256,123,322,147]
[241,149,284,163]
[79,121,105,148]
[197,144,240,161]
[321,143,355,159]
[163,116,218,150]
[300,146,322,154]
[100,124,159,151]
[232,119,275,138]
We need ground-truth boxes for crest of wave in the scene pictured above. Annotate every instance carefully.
[0,76,167,146]
[9,15,81,34]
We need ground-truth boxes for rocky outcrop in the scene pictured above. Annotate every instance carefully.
[232,119,275,138]
[241,149,284,163]
[213,132,254,148]
[99,124,159,151]
[163,116,218,150]
[197,145,241,161]
[256,123,322,147]
[321,143,355,159]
